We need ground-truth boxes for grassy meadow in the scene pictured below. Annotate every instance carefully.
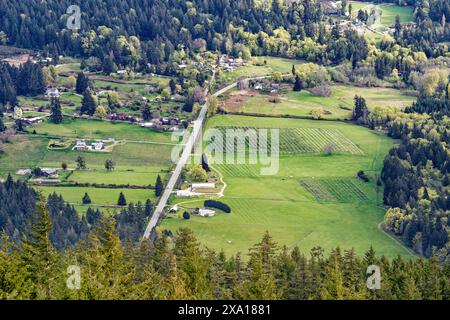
[162,115,414,259]
[0,118,174,208]
[225,84,415,119]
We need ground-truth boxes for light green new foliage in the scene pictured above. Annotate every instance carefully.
[236,85,415,119]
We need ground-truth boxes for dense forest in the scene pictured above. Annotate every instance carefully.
[0,61,45,107]
[0,193,449,299]
[0,177,153,247]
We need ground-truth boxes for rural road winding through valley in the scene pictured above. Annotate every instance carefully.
[142,73,267,239]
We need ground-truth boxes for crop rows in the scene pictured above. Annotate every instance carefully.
[226,198,270,224]
[210,126,364,155]
[214,164,260,178]
[300,178,368,203]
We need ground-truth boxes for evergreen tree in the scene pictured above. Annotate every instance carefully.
[118,192,127,206]
[75,73,89,94]
[293,75,303,92]
[144,199,153,217]
[104,159,115,171]
[102,54,117,75]
[50,98,62,124]
[15,119,23,131]
[169,79,177,94]
[201,153,210,172]
[155,175,164,197]
[76,156,86,170]
[82,193,92,205]
[20,192,61,299]
[0,117,6,132]
[142,105,151,121]
[80,89,97,116]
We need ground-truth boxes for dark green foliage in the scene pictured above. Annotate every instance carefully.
[381,116,450,259]
[104,159,114,171]
[80,89,96,116]
[293,75,303,92]
[75,72,89,94]
[82,192,91,205]
[115,201,152,242]
[50,98,62,124]
[204,200,231,213]
[102,54,117,75]
[0,117,5,132]
[117,192,127,206]
[201,153,210,172]
[357,171,369,182]
[0,178,88,248]
[183,211,190,220]
[142,104,151,121]
[352,95,369,123]
[14,119,23,131]
[155,175,164,197]
[76,156,86,169]
[86,207,101,225]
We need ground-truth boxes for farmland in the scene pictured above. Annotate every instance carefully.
[222,84,415,119]
[0,118,174,208]
[349,1,414,26]
[162,115,413,259]
[218,56,305,84]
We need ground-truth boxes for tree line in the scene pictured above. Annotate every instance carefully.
[0,199,449,299]
[0,176,154,247]
[0,61,46,108]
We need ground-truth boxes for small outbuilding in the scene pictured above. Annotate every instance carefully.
[198,208,216,217]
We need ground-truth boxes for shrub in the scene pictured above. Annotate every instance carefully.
[357,170,370,182]
[183,211,191,220]
[311,84,332,97]
[204,200,231,213]
[82,192,91,204]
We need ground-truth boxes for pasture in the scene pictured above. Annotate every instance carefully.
[36,186,155,206]
[0,118,174,208]
[162,115,413,259]
[349,1,414,26]
[218,56,304,84]
[32,118,174,143]
[224,84,415,119]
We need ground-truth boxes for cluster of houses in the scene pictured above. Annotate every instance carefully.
[110,112,140,123]
[72,139,107,152]
[218,55,246,72]
[238,78,281,94]
[140,117,181,131]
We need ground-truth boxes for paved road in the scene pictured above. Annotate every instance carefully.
[143,71,215,239]
[142,74,267,239]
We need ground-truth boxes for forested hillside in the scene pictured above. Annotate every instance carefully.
[0,177,152,248]
[1,196,449,299]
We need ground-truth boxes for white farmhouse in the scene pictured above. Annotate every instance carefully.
[92,142,104,151]
[46,88,60,98]
[73,140,87,151]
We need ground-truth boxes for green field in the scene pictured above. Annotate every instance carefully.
[350,1,414,26]
[0,118,174,208]
[69,169,165,186]
[162,115,414,259]
[231,84,415,119]
[33,118,173,143]
[36,186,155,206]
